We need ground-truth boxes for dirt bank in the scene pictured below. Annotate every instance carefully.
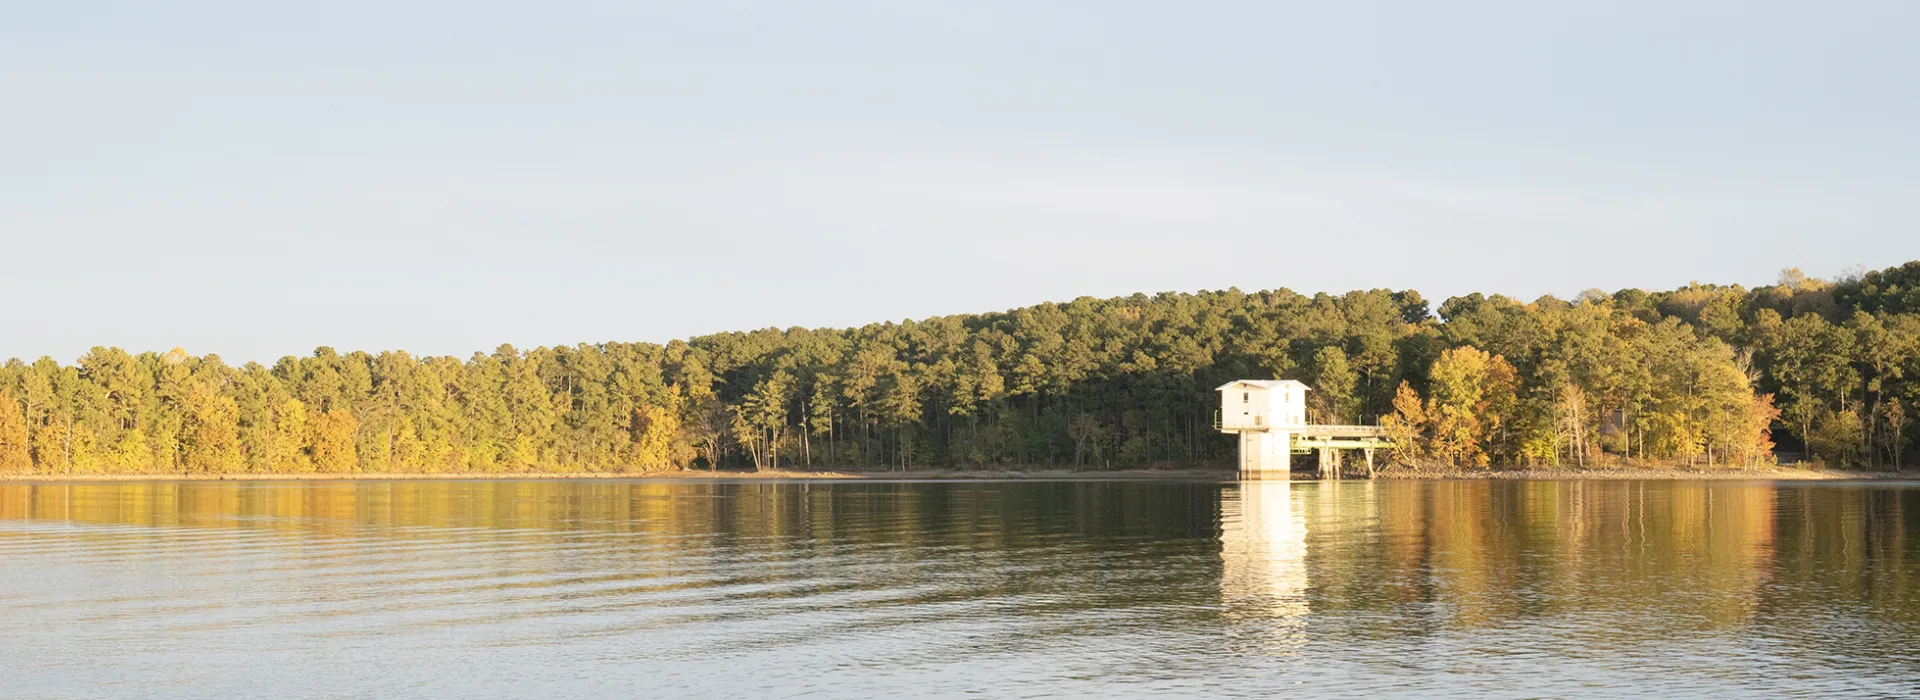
[1366,465,1906,481]
[0,468,1235,483]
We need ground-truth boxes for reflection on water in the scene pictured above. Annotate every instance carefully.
[1220,479,1307,652]
[1,479,1917,698]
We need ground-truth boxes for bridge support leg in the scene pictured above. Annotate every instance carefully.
[1320,447,1340,480]
[1365,448,1375,479]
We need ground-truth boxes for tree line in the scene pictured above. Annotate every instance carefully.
[2,261,1917,474]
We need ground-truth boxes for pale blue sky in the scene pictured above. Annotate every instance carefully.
[4,1,1916,363]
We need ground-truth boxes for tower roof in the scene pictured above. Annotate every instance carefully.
[1215,379,1311,391]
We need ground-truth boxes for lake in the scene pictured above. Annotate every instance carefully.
[2,479,1917,698]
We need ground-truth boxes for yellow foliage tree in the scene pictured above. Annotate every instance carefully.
[391,415,426,473]
[629,405,693,472]
[184,387,243,473]
[69,426,101,474]
[1724,393,1781,468]
[110,430,150,473]
[1425,346,1518,467]
[1379,381,1426,465]
[310,409,359,473]
[31,415,71,474]
[0,390,30,473]
[270,398,313,473]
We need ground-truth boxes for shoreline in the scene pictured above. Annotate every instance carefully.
[1367,465,1909,481]
[0,468,1232,483]
[0,465,1906,483]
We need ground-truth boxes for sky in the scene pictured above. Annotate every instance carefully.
[3,1,1917,364]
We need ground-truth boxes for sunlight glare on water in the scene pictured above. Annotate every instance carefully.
[1,479,1917,698]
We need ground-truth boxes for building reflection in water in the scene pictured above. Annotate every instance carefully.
[1219,479,1309,654]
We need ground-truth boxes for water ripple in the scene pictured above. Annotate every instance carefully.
[1,480,1918,698]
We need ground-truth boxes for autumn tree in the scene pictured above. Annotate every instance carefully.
[1424,346,1516,466]
[1379,381,1426,465]
[310,409,359,473]
[0,390,29,472]
[629,405,691,472]
[183,385,243,473]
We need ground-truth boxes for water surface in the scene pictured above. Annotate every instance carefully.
[2,479,1916,698]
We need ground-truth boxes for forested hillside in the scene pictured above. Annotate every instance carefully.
[3,262,1917,474]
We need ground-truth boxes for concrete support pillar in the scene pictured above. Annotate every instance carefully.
[1364,448,1375,479]
[1237,430,1295,481]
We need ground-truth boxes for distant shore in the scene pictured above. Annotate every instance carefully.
[1368,465,1908,481]
[0,465,1906,483]
[0,468,1229,483]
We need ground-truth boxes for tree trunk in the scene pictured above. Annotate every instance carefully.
[1891,409,1905,471]
[1623,407,1632,463]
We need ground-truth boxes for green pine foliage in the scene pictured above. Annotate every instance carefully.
[2,263,1918,473]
